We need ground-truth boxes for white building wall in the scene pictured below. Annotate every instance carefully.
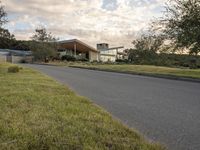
[100,49,117,62]
[100,55,116,62]
[89,51,99,62]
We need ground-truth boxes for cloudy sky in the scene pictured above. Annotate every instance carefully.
[2,0,167,48]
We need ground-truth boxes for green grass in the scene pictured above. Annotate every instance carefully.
[0,63,164,150]
[71,64,200,79]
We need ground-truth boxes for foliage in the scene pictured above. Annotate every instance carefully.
[132,34,165,53]
[0,2,16,49]
[128,49,158,64]
[0,27,14,39]
[161,0,200,55]
[116,59,129,63]
[0,1,7,27]
[12,40,31,51]
[128,0,200,68]
[31,26,57,42]
[29,41,57,61]
[30,27,58,61]
[128,48,200,68]
[61,55,76,61]
[0,28,16,48]
[7,66,20,73]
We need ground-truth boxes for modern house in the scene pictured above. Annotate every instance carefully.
[0,40,127,63]
[57,39,99,62]
[0,49,33,63]
[97,43,126,62]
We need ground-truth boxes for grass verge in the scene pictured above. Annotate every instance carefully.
[0,63,165,150]
[70,64,200,79]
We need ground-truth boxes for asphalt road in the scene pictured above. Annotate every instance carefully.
[25,64,200,150]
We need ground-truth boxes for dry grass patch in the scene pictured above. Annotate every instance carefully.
[0,63,165,150]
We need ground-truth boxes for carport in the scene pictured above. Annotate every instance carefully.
[58,39,99,61]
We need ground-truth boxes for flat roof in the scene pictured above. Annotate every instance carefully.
[58,39,99,53]
[0,49,32,56]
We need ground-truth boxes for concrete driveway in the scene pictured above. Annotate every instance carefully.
[25,64,200,150]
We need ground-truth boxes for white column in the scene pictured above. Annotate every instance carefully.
[74,43,77,57]
[116,48,118,60]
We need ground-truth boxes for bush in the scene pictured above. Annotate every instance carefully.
[128,49,158,64]
[8,66,20,73]
[189,58,198,69]
[128,49,200,68]
[61,55,76,61]
[116,59,129,63]
[31,42,57,62]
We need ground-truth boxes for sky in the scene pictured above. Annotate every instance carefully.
[2,0,167,48]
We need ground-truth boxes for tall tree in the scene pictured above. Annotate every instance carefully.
[31,27,56,42]
[0,1,7,27]
[0,28,15,48]
[162,0,200,55]
[0,1,15,49]
[30,27,58,61]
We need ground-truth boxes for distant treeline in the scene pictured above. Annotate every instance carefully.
[126,49,200,68]
[0,39,31,51]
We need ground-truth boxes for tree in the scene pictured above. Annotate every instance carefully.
[0,1,7,27]
[128,32,165,64]
[0,1,15,49]
[12,41,31,51]
[31,27,56,42]
[30,42,57,62]
[0,28,15,48]
[30,27,58,61]
[132,34,164,53]
[161,0,200,55]
[0,28,15,39]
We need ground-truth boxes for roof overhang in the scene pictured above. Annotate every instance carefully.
[0,49,32,56]
[58,39,99,53]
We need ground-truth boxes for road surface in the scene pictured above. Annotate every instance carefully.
[25,64,200,150]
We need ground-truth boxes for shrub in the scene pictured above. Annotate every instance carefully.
[8,66,20,73]
[61,55,76,61]
[128,49,158,64]
[189,58,198,69]
[128,49,200,69]
[116,59,129,63]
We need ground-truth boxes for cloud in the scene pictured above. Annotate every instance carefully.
[1,0,167,48]
[102,0,118,11]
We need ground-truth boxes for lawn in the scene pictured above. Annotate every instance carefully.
[0,63,164,150]
[71,64,200,79]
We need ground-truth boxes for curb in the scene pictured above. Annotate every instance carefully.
[31,63,61,67]
[70,66,200,83]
